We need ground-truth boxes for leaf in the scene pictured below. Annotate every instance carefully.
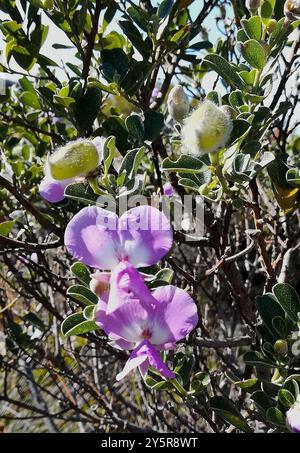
[127,5,149,32]
[278,389,296,408]
[273,283,300,323]
[67,285,98,306]
[102,116,129,152]
[125,114,145,142]
[178,178,199,190]
[64,183,102,205]
[233,378,259,390]
[20,91,41,109]
[286,168,300,188]
[210,396,252,432]
[189,41,213,51]
[229,119,250,143]
[206,91,219,104]
[75,87,102,133]
[157,0,174,18]
[88,77,118,95]
[204,54,245,89]
[83,305,96,321]
[241,40,266,70]
[260,0,276,25]
[244,351,274,368]
[241,16,262,41]
[239,69,257,85]
[162,154,208,173]
[101,48,129,84]
[61,313,97,337]
[229,90,244,108]
[266,407,286,427]
[144,110,164,141]
[119,147,145,181]
[103,136,117,176]
[119,20,151,57]
[0,220,16,237]
[251,390,273,414]
[256,293,285,339]
[70,262,91,287]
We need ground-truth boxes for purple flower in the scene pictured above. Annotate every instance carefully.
[64,205,173,270]
[39,176,71,203]
[163,182,175,197]
[286,398,300,433]
[96,261,198,380]
[39,137,104,203]
[150,87,159,103]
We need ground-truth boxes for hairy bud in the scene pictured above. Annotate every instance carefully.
[49,139,100,180]
[167,85,189,122]
[181,100,233,156]
[274,339,288,355]
[246,0,261,11]
[284,0,300,20]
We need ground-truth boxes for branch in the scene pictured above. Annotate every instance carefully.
[82,0,102,90]
[0,175,63,237]
[194,335,253,349]
[0,236,63,252]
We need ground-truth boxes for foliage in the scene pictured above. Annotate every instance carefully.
[0,0,300,433]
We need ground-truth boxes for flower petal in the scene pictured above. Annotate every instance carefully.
[92,136,105,163]
[151,285,198,345]
[141,340,175,379]
[119,205,173,267]
[163,182,175,197]
[39,177,66,203]
[64,206,121,269]
[109,336,135,351]
[116,340,175,381]
[286,402,300,433]
[116,354,148,381]
[101,297,153,344]
[106,261,157,313]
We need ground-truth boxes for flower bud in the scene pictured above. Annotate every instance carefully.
[181,100,233,156]
[90,272,111,297]
[274,339,288,355]
[42,0,54,8]
[246,0,261,11]
[48,139,100,180]
[167,85,189,122]
[284,0,300,20]
[267,19,278,32]
[39,177,67,203]
[286,398,300,433]
[163,182,174,197]
[220,105,237,120]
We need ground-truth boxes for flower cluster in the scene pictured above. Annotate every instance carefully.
[65,205,198,381]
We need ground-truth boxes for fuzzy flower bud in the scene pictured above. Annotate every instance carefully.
[48,139,100,180]
[286,397,300,433]
[246,0,261,11]
[167,85,189,122]
[274,339,288,355]
[42,0,54,8]
[181,100,233,156]
[284,0,300,20]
